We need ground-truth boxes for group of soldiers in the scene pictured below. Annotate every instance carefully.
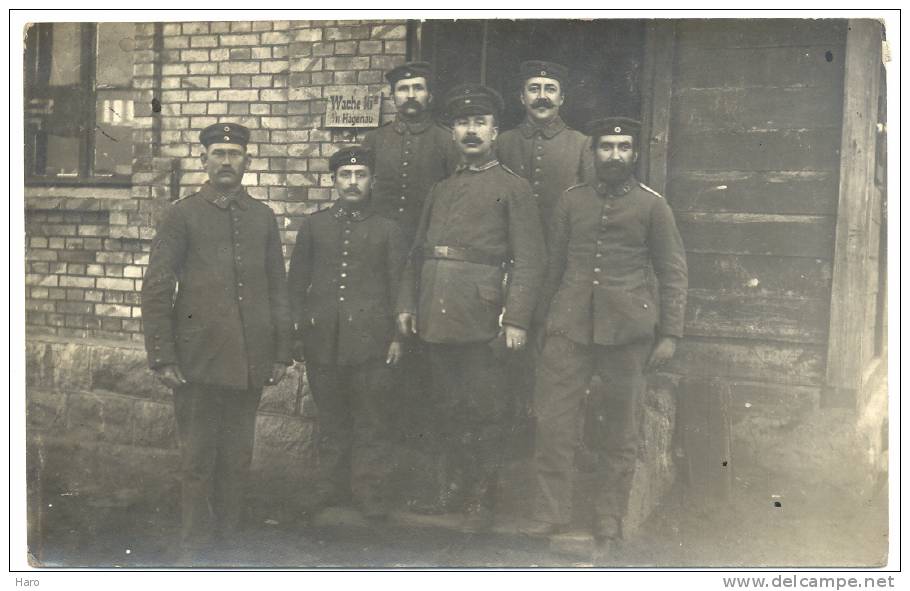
[140,59,688,562]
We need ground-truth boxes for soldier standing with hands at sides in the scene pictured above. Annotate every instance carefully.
[141,123,292,563]
[397,84,546,532]
[522,117,688,544]
[287,146,406,521]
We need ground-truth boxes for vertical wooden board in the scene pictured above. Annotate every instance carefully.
[685,253,832,299]
[676,45,844,89]
[672,86,843,131]
[640,20,675,196]
[668,171,838,215]
[677,376,733,506]
[825,19,883,406]
[675,19,846,49]
[668,129,842,172]
[676,213,836,258]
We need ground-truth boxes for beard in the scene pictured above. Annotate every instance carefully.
[596,161,634,184]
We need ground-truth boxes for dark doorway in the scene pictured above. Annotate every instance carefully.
[416,19,646,131]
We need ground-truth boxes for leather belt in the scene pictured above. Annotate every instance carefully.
[422,245,505,268]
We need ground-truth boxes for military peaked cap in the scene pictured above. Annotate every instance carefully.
[200,122,251,148]
[519,60,569,85]
[386,61,433,86]
[329,145,375,173]
[445,83,504,120]
[585,117,642,140]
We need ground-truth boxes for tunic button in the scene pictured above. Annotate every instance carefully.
[403,162,409,166]
[595,253,602,258]
[400,196,406,200]
[401,173,408,178]
[339,285,346,289]
[594,268,601,273]
[536,156,542,161]
[238,296,244,301]
[534,180,540,186]
[342,262,348,267]
[343,240,350,245]
[343,251,349,256]
[593,280,600,286]
[398,208,405,213]
[339,296,345,302]
[238,282,244,287]
[341,273,347,278]
[534,193,540,198]
[441,308,446,314]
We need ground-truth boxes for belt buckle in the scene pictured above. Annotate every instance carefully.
[434,245,450,257]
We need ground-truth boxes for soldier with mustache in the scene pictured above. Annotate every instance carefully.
[362,61,460,243]
[497,61,593,244]
[288,146,406,521]
[397,84,546,532]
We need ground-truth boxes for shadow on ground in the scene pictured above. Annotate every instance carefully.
[29,463,887,569]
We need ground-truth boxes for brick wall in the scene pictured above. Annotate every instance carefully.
[25,19,409,341]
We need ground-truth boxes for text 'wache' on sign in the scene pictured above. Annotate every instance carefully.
[325,87,383,128]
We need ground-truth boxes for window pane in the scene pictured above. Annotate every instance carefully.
[44,135,80,176]
[48,23,81,87]
[96,22,134,89]
[94,89,135,176]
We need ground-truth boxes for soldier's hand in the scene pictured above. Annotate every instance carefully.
[153,364,186,389]
[267,363,287,386]
[647,336,677,371]
[397,312,417,336]
[386,341,404,366]
[504,325,528,350]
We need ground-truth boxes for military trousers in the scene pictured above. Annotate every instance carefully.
[173,382,263,550]
[426,340,511,512]
[532,335,651,528]
[307,359,395,515]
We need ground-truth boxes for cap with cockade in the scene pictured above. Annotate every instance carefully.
[445,83,505,120]
[519,60,569,86]
[199,122,251,148]
[585,117,642,140]
[329,145,374,173]
[386,61,433,87]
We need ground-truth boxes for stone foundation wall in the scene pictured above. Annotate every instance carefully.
[25,335,678,536]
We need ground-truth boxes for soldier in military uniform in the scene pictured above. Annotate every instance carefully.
[522,117,688,542]
[397,84,546,531]
[362,62,460,486]
[361,61,460,242]
[496,60,592,242]
[141,123,292,559]
[287,146,406,520]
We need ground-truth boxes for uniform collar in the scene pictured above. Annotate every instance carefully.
[595,176,637,198]
[455,155,499,173]
[519,115,567,139]
[332,201,373,222]
[393,113,434,135]
[201,182,249,210]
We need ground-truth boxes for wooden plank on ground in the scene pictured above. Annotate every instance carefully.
[676,213,835,258]
[675,19,846,49]
[676,45,844,89]
[677,376,733,508]
[684,290,828,344]
[672,86,843,132]
[685,253,832,299]
[668,129,842,172]
[668,171,838,215]
[669,337,825,385]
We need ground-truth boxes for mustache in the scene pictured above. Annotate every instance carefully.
[402,98,423,110]
[531,97,555,109]
[341,188,362,195]
[461,136,483,146]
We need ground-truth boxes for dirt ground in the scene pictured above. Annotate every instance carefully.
[29,463,888,569]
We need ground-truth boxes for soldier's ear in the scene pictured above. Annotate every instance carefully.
[200,148,208,165]
[244,152,253,168]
